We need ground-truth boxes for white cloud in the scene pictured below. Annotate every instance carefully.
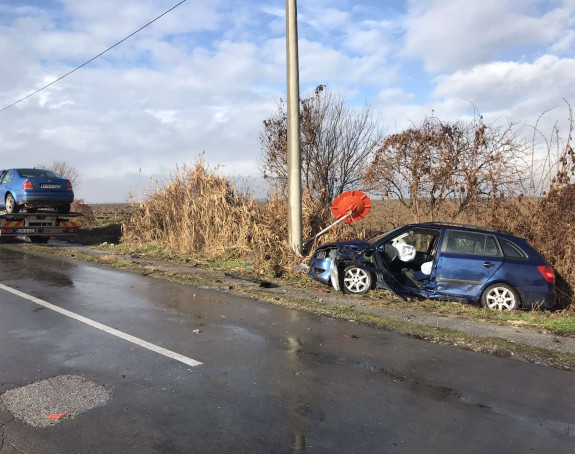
[0,1,573,202]
[433,55,575,113]
[404,0,574,72]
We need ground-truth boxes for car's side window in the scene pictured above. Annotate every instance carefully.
[399,231,437,253]
[1,171,13,184]
[498,238,528,259]
[484,235,502,256]
[444,230,487,255]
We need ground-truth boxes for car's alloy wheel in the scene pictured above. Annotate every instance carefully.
[482,284,519,311]
[342,266,372,294]
[5,194,19,214]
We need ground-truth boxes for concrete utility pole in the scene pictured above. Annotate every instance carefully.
[286,0,303,256]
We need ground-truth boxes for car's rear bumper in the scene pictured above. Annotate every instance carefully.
[18,192,74,205]
[517,285,556,309]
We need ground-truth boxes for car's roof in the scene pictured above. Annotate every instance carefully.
[409,222,524,241]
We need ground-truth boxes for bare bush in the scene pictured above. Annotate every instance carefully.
[36,160,81,188]
[260,85,383,207]
[363,115,528,221]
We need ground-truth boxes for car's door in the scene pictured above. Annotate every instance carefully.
[433,230,504,299]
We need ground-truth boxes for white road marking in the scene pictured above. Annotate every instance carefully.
[0,283,203,367]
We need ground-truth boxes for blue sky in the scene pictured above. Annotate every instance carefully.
[0,0,574,202]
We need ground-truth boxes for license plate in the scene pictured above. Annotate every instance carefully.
[40,184,61,189]
[16,228,36,234]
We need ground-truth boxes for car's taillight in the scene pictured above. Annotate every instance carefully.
[66,182,73,191]
[537,264,555,285]
[22,181,33,191]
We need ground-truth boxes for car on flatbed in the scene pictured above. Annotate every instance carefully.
[0,168,74,214]
[308,222,556,311]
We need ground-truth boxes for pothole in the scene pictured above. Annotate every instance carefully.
[0,375,110,427]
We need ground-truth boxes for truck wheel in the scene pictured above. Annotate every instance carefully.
[30,236,50,244]
[5,194,19,213]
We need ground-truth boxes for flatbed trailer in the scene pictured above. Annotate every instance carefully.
[0,211,83,243]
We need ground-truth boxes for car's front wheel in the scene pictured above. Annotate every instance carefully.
[5,193,19,214]
[481,283,520,311]
[342,266,372,295]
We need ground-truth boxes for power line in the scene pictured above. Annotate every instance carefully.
[0,0,188,113]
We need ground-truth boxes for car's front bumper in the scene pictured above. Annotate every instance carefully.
[308,256,332,285]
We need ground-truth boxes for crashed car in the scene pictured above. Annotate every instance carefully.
[308,222,556,311]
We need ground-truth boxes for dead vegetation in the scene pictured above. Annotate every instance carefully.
[120,89,575,310]
[71,199,95,227]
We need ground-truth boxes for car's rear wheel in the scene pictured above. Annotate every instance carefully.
[57,203,71,214]
[342,266,372,295]
[481,283,520,311]
[5,194,19,213]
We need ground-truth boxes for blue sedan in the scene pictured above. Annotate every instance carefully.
[0,168,74,213]
[308,222,556,311]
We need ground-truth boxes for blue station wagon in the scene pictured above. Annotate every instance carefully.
[308,223,556,311]
[0,168,74,214]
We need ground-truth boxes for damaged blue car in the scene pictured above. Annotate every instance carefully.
[307,222,556,311]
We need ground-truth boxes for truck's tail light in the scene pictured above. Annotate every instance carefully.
[66,182,73,191]
[537,265,555,285]
[22,181,33,190]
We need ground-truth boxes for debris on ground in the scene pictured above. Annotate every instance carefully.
[508,321,545,327]
[223,273,279,288]
[199,285,232,290]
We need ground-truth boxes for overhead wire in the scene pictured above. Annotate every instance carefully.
[0,0,188,113]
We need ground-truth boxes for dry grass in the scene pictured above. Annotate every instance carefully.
[122,160,262,259]
[70,199,95,228]
[121,159,575,309]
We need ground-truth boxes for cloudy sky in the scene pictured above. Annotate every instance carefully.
[0,0,574,202]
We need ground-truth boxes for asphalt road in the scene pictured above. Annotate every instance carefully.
[0,246,574,453]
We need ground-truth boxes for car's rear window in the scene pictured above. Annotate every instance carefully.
[498,238,528,259]
[17,169,61,178]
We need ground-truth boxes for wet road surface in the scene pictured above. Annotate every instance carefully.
[0,245,574,453]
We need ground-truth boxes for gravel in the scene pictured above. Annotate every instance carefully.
[1,375,110,427]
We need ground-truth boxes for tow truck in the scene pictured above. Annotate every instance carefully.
[0,211,83,243]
